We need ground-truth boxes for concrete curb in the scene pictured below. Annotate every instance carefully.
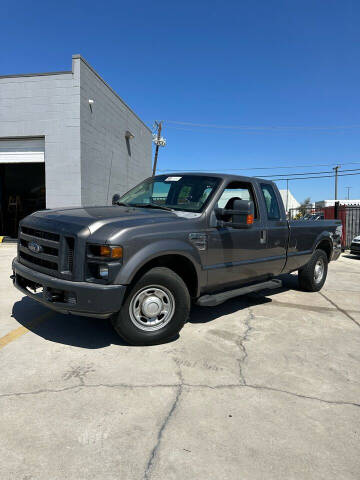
[0,236,17,244]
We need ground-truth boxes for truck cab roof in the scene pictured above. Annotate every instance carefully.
[154,172,275,185]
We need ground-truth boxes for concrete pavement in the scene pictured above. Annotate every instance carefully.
[0,244,359,479]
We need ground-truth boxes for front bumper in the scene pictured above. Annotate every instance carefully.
[350,242,360,254]
[12,258,127,318]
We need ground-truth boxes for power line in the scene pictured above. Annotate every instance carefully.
[272,171,360,181]
[156,167,360,180]
[262,169,335,178]
[157,160,360,173]
[261,167,360,179]
[164,125,360,137]
[165,120,360,131]
[155,165,360,181]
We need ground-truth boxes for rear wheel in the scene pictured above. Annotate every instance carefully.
[298,249,328,292]
[112,267,190,345]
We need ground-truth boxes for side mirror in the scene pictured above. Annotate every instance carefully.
[215,199,254,229]
[112,194,121,205]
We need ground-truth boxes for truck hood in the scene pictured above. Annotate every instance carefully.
[29,205,189,234]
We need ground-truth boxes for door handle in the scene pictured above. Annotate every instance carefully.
[260,230,267,244]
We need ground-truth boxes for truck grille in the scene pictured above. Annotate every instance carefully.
[20,251,58,271]
[21,226,60,242]
[19,226,75,278]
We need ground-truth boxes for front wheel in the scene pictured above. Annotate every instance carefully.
[298,249,328,292]
[112,267,190,346]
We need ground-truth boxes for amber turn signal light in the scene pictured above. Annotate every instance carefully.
[246,214,254,225]
[99,245,123,259]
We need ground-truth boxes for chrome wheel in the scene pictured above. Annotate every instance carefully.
[314,258,324,283]
[129,285,175,331]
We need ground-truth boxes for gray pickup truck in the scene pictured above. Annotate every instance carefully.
[12,173,342,345]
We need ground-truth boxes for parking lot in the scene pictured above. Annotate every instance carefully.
[1,243,360,480]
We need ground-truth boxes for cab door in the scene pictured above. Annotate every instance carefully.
[205,181,270,291]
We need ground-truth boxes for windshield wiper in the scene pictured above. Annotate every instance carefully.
[116,202,131,207]
[131,202,173,211]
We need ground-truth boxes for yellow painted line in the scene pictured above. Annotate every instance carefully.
[0,311,53,350]
[0,236,4,243]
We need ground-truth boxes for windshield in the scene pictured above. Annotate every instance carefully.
[119,175,220,212]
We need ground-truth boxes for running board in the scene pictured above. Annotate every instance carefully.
[196,279,283,307]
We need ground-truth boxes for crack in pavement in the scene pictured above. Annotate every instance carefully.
[243,383,360,408]
[143,384,183,480]
[0,381,359,408]
[0,383,178,399]
[143,361,184,480]
[236,308,255,386]
[319,291,360,328]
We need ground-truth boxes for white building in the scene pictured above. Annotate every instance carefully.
[315,199,360,208]
[279,189,300,212]
[0,54,152,237]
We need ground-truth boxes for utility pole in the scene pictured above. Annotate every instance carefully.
[345,186,351,200]
[152,121,166,176]
[333,165,340,200]
[286,179,289,214]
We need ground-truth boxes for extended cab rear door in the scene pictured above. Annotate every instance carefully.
[258,181,289,275]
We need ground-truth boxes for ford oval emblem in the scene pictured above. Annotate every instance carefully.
[28,241,43,254]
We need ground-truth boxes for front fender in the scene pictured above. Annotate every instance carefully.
[114,239,203,287]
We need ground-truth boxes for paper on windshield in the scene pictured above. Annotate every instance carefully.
[165,176,182,182]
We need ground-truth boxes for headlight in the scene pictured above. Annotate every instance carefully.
[86,244,123,283]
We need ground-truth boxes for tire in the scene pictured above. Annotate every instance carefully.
[112,267,190,346]
[298,249,328,292]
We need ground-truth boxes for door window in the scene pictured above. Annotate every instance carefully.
[261,184,280,220]
[217,182,258,218]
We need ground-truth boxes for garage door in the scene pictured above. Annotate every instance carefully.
[0,138,44,163]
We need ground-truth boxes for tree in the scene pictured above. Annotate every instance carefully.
[299,197,312,216]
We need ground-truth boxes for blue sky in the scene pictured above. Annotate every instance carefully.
[1,0,360,203]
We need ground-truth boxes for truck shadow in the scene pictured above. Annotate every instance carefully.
[189,273,298,324]
[342,254,360,260]
[12,274,298,348]
[12,297,126,349]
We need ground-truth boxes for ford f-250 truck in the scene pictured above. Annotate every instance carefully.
[12,173,342,345]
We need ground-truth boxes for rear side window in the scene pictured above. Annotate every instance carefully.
[261,184,280,220]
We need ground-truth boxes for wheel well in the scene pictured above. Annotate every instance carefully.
[131,254,198,298]
[316,239,332,261]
